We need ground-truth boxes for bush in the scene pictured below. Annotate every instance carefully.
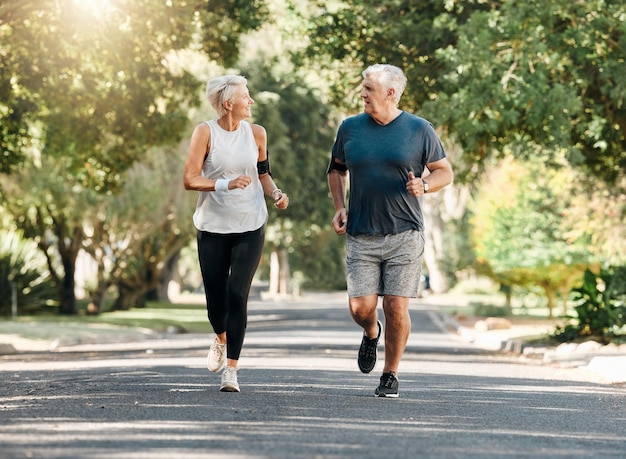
[554,266,626,343]
[0,230,56,316]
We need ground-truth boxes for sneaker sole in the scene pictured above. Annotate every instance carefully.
[358,352,377,374]
[374,392,399,398]
[207,358,226,373]
[220,385,240,392]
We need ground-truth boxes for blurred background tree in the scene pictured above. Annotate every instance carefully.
[1,0,624,320]
[0,0,270,314]
[297,0,625,307]
[470,156,594,317]
[243,59,344,293]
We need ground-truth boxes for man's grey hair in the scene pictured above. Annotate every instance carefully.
[362,64,407,104]
[206,75,247,117]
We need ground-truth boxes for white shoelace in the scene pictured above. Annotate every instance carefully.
[222,367,237,382]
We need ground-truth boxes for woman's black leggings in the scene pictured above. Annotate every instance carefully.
[197,225,265,360]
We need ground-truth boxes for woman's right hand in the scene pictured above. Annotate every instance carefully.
[227,175,252,190]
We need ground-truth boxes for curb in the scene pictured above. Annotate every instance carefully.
[445,313,626,384]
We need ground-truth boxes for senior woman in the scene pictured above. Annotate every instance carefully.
[183,74,289,392]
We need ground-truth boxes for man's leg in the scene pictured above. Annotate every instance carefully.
[350,294,383,374]
[381,294,411,374]
[349,294,379,338]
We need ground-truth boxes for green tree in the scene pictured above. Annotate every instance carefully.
[294,0,466,113]
[298,0,626,184]
[560,177,626,268]
[2,155,93,315]
[81,143,196,312]
[0,228,55,316]
[295,0,474,291]
[555,266,626,342]
[0,0,270,179]
[298,0,625,296]
[244,59,343,292]
[0,0,269,313]
[432,0,626,184]
[471,156,593,317]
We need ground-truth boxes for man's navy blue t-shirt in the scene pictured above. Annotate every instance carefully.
[330,111,447,235]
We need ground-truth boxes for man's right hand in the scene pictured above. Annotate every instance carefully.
[332,209,347,235]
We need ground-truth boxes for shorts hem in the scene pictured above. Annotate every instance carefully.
[347,291,417,299]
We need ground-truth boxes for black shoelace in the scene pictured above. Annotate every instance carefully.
[380,373,396,388]
[361,337,377,358]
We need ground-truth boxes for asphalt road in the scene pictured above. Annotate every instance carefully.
[1,292,625,458]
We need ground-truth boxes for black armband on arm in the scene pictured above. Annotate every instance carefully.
[326,158,348,174]
[257,150,271,176]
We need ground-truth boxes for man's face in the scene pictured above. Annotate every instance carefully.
[360,74,390,116]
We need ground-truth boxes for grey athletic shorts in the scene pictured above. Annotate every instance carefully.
[346,229,425,298]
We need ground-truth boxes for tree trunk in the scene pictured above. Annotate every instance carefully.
[156,250,180,302]
[279,248,290,295]
[89,281,108,315]
[55,219,84,315]
[86,252,109,315]
[267,248,291,296]
[112,282,147,311]
[543,285,556,319]
[500,284,513,316]
[269,251,279,296]
[422,194,448,293]
[58,262,76,315]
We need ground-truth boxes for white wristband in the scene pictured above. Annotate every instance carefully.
[215,179,229,192]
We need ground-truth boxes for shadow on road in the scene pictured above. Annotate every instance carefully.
[1,294,625,458]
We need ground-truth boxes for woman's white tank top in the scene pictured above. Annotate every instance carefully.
[192,119,267,233]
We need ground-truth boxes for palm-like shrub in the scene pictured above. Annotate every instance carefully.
[0,230,56,316]
[555,266,626,343]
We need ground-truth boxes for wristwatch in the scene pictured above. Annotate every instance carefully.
[422,179,429,193]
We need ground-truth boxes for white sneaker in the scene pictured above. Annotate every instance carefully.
[220,366,240,392]
[207,340,226,372]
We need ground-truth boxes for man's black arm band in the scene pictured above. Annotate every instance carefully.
[327,159,348,174]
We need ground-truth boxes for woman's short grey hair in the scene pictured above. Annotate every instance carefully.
[206,75,247,117]
[362,64,407,104]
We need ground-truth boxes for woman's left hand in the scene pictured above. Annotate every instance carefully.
[273,190,289,210]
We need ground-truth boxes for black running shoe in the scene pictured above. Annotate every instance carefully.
[375,371,399,398]
[358,320,382,373]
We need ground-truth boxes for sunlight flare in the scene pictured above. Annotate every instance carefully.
[71,0,116,17]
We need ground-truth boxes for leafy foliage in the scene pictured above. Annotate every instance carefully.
[471,157,593,316]
[79,143,197,311]
[555,266,626,342]
[0,0,270,313]
[244,59,344,288]
[560,176,626,267]
[199,0,271,67]
[430,0,626,183]
[0,0,270,183]
[2,155,98,314]
[298,0,626,184]
[0,229,56,315]
[295,0,466,113]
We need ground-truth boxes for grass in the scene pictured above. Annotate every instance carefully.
[0,301,212,338]
[82,306,210,333]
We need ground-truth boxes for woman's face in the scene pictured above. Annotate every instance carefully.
[228,84,254,119]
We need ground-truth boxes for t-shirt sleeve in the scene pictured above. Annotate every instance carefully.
[422,122,447,167]
[327,121,347,173]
